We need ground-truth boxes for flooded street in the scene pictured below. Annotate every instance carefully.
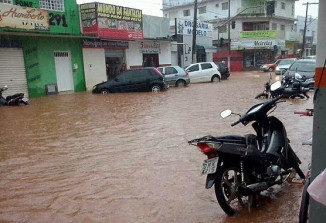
[0,71,314,223]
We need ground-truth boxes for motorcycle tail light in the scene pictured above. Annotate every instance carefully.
[197,143,220,154]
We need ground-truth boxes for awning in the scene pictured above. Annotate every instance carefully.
[196,44,218,53]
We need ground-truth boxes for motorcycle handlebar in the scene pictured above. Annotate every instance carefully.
[231,120,241,127]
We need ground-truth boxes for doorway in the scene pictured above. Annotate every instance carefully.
[54,51,74,92]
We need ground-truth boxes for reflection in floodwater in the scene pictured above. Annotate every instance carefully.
[0,72,313,222]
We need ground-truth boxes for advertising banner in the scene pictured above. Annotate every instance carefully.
[240,30,276,39]
[231,39,285,50]
[80,3,98,34]
[83,39,129,49]
[0,4,49,30]
[176,18,212,38]
[81,3,143,40]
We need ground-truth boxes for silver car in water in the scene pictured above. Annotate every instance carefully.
[157,66,190,87]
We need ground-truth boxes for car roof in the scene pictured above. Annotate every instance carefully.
[296,58,316,62]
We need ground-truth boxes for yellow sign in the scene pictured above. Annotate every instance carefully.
[240,30,276,39]
[0,4,49,30]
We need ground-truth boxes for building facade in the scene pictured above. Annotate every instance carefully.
[162,0,299,71]
[80,2,172,91]
[0,0,86,98]
[295,15,317,57]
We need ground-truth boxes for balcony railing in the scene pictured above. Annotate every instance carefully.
[236,6,265,16]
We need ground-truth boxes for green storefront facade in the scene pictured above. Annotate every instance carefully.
[0,0,86,97]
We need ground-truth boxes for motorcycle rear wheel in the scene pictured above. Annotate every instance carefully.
[214,165,252,216]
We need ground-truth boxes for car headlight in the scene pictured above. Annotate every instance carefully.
[275,67,280,71]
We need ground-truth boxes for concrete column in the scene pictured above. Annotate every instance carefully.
[309,1,326,222]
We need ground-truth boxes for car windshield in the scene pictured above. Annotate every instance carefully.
[289,61,316,72]
[278,60,294,65]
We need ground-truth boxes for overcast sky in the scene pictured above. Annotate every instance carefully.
[77,0,319,18]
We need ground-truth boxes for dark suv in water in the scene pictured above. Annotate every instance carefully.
[92,68,169,93]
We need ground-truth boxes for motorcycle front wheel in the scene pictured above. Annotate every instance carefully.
[214,165,252,216]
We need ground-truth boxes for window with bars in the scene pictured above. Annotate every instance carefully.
[222,2,229,10]
[183,9,190,17]
[0,0,12,4]
[39,0,64,12]
[198,6,206,14]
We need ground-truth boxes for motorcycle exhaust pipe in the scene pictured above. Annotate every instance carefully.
[238,181,275,195]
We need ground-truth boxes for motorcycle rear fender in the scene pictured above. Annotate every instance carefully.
[206,172,217,189]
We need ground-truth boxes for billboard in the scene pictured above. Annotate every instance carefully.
[80,3,143,40]
[0,4,49,30]
[176,18,212,38]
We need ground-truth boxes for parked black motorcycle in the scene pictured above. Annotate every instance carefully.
[255,74,309,99]
[0,85,29,106]
[188,93,305,216]
[282,73,314,90]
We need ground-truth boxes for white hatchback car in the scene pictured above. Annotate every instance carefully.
[185,62,222,83]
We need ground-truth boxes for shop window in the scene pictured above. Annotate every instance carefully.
[0,0,12,3]
[40,0,64,12]
[183,9,190,16]
[198,6,206,14]
[222,2,228,10]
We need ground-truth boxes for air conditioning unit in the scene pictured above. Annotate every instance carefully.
[45,84,58,95]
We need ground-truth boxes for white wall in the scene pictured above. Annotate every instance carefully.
[159,41,172,65]
[125,41,172,67]
[125,41,142,67]
[82,48,106,91]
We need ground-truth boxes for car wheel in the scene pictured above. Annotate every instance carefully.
[212,75,220,83]
[151,85,161,92]
[268,67,273,72]
[101,89,110,94]
[176,80,186,87]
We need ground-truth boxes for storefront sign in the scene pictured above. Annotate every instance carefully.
[83,39,129,49]
[80,3,143,40]
[231,39,285,50]
[240,30,276,39]
[176,19,212,38]
[0,4,49,30]
[140,40,160,53]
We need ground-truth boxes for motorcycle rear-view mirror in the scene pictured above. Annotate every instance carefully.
[221,109,232,118]
[270,81,282,91]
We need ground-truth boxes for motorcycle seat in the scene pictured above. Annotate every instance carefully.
[213,135,247,145]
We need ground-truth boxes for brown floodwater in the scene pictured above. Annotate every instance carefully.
[0,71,314,223]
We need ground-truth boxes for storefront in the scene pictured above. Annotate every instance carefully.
[231,39,285,70]
[82,39,129,90]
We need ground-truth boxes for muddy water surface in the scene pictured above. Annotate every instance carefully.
[0,72,314,222]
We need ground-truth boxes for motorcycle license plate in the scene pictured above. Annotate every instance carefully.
[201,157,218,175]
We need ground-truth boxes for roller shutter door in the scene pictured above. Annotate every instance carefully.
[0,48,28,98]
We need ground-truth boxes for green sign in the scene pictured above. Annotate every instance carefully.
[240,30,276,39]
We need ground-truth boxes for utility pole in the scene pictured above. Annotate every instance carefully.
[227,0,231,69]
[301,2,319,58]
[192,0,198,63]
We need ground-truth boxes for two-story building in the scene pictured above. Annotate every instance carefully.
[295,15,317,57]
[0,0,86,97]
[79,2,172,91]
[163,0,299,71]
